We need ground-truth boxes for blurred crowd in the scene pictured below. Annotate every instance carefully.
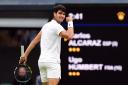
[0,29,39,47]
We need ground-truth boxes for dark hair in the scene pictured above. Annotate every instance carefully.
[53,4,66,13]
[48,4,66,21]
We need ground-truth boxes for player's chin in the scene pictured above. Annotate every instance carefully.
[59,19,64,23]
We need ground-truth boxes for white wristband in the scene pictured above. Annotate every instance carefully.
[68,21,74,28]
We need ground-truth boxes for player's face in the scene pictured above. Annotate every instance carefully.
[54,10,66,23]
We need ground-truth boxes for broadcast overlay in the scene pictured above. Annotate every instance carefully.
[61,4,128,85]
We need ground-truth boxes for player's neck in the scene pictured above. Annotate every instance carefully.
[53,18,61,24]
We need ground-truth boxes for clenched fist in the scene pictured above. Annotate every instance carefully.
[19,56,27,64]
[66,16,73,22]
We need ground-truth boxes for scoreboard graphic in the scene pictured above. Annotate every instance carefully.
[60,4,128,85]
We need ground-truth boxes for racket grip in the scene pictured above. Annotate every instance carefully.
[21,45,24,56]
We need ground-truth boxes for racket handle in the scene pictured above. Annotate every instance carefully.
[21,45,24,56]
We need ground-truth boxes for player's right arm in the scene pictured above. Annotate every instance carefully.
[59,17,74,40]
[19,31,42,64]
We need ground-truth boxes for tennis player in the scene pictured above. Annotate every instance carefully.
[19,4,74,85]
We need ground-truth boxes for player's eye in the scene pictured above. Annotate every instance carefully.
[58,11,65,15]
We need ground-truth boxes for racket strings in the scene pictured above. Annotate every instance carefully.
[14,64,32,83]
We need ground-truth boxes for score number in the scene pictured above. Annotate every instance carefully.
[68,13,83,20]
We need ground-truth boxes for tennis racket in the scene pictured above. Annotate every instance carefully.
[14,45,32,83]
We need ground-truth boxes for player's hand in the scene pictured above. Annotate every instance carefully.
[19,56,27,64]
[66,16,73,22]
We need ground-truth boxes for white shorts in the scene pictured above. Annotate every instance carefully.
[38,62,61,82]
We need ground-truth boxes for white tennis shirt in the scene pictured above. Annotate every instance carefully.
[38,19,65,63]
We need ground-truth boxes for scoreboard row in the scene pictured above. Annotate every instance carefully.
[64,4,128,23]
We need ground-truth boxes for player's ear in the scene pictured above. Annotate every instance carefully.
[53,12,57,15]
[53,12,56,18]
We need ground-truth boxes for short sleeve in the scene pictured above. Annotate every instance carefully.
[41,25,45,32]
[56,24,65,35]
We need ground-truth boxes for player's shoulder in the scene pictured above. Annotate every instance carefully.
[42,20,63,30]
[44,21,51,26]
[43,20,54,26]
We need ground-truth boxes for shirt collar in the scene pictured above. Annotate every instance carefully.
[51,19,57,23]
[51,19,61,24]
